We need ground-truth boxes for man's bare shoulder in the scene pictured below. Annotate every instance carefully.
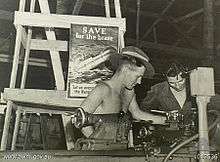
[92,81,112,96]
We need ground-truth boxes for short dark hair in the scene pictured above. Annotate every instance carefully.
[166,61,188,78]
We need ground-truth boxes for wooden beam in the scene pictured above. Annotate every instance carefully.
[127,38,206,58]
[104,0,110,18]
[13,105,76,114]
[84,1,162,19]
[84,0,201,26]
[14,11,126,31]
[141,0,176,40]
[136,0,141,46]
[0,10,13,21]
[174,15,203,46]
[1,0,26,151]
[38,0,65,90]
[166,17,200,49]
[203,0,214,66]
[20,0,36,89]
[3,88,84,108]
[72,0,84,15]
[0,37,10,50]
[175,9,204,23]
[153,27,157,43]
[21,27,67,51]
[0,53,48,67]
[23,38,68,51]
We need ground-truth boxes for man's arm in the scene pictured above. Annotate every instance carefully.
[140,85,162,112]
[80,83,110,137]
[81,83,110,113]
[129,94,166,124]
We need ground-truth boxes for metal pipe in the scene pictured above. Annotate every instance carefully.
[163,110,220,162]
[197,96,210,162]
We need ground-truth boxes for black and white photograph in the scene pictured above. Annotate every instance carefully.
[0,0,220,162]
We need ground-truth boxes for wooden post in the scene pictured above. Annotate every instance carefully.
[203,0,214,66]
[153,27,157,43]
[114,0,124,49]
[11,109,21,150]
[11,0,36,151]
[38,0,65,90]
[104,0,110,18]
[20,0,36,88]
[72,0,84,15]
[0,0,26,151]
[136,0,140,46]
[190,67,215,162]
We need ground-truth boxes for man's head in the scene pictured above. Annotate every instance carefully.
[115,46,154,90]
[166,62,187,92]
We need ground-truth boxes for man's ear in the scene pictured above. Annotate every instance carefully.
[121,64,129,73]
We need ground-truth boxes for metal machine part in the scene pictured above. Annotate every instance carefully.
[70,107,119,128]
[71,108,132,150]
[133,109,199,153]
[70,107,220,158]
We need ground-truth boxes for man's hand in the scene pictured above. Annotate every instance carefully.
[152,115,166,125]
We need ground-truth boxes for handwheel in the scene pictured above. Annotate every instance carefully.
[71,107,86,128]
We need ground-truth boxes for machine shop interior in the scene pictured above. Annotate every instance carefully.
[0,0,220,162]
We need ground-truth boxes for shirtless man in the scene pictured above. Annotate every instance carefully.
[80,46,166,139]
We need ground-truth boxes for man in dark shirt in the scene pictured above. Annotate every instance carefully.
[140,62,220,150]
[141,62,194,118]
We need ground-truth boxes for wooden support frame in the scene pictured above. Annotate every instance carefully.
[136,0,141,46]
[0,53,48,67]
[38,0,65,90]
[3,88,84,108]
[14,11,126,29]
[1,0,126,151]
[11,0,36,150]
[1,0,26,150]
